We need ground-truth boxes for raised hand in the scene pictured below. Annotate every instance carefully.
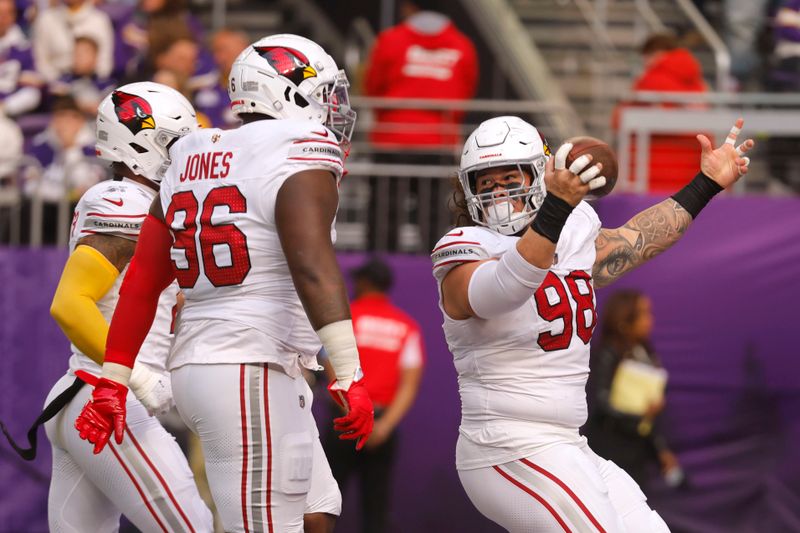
[697,117,755,189]
[74,372,128,454]
[543,143,606,206]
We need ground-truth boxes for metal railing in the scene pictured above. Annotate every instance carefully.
[345,96,583,176]
[616,92,800,192]
[1,156,111,247]
[5,95,799,252]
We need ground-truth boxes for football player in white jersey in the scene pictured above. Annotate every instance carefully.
[73,34,374,533]
[431,116,754,532]
[37,82,213,532]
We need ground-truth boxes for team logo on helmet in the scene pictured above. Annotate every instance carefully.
[112,90,155,135]
[254,46,317,85]
[539,132,552,156]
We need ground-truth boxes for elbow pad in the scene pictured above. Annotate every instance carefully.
[105,215,175,369]
[467,245,549,319]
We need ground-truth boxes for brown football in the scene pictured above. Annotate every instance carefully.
[565,136,618,198]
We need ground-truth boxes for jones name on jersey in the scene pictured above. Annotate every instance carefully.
[159,118,344,376]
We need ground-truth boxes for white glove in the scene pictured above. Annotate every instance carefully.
[128,362,174,416]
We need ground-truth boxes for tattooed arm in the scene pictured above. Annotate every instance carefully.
[593,117,755,289]
[592,199,691,288]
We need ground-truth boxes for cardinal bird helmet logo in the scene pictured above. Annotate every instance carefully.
[112,90,155,135]
[255,46,317,85]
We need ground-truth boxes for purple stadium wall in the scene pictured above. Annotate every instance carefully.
[1,194,799,533]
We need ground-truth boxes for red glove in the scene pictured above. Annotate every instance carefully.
[74,371,128,454]
[328,379,374,451]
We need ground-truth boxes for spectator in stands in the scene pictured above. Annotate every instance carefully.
[324,257,425,533]
[364,0,478,148]
[49,36,115,116]
[24,96,105,243]
[150,36,212,128]
[120,0,214,82]
[613,33,708,192]
[585,290,684,490]
[32,0,114,82]
[0,0,43,117]
[194,28,249,129]
[766,0,800,193]
[363,0,478,251]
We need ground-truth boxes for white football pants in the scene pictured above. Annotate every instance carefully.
[172,363,341,533]
[458,438,670,533]
[45,373,214,533]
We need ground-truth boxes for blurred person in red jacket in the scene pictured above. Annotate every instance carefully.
[363,0,479,251]
[613,34,709,192]
[323,256,425,533]
[364,0,478,148]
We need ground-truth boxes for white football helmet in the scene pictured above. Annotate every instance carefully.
[95,82,198,183]
[458,116,550,236]
[228,34,356,146]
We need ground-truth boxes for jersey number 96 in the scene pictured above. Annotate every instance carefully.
[165,185,252,288]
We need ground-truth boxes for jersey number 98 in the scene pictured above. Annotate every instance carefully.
[534,271,596,351]
[165,186,252,288]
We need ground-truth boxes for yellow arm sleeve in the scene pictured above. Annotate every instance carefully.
[50,245,120,365]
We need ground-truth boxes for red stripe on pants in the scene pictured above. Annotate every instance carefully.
[493,465,572,533]
[263,364,274,533]
[125,426,197,533]
[240,365,250,533]
[520,458,607,533]
[108,442,168,532]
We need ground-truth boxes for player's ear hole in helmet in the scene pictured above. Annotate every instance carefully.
[227,34,357,150]
[95,81,199,184]
[457,116,549,236]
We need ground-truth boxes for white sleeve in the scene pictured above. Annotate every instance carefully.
[467,245,549,319]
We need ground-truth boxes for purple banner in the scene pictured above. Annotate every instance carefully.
[2,194,799,533]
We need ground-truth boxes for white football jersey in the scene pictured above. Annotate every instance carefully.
[159,119,344,377]
[67,179,179,376]
[431,201,601,470]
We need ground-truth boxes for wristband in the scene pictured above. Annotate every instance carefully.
[531,193,575,244]
[316,320,361,391]
[671,172,723,219]
[101,362,132,387]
